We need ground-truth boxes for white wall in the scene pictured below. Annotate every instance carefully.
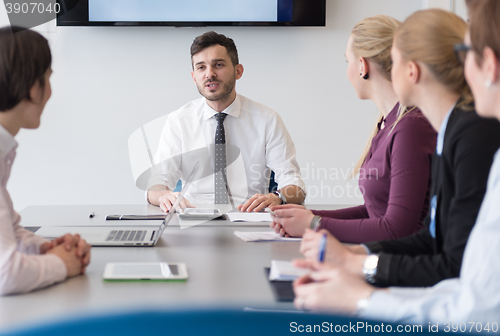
[425,0,467,18]
[0,0,427,211]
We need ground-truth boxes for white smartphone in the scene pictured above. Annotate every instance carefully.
[103,262,188,282]
[177,208,224,220]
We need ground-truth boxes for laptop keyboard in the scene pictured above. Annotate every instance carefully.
[106,230,147,242]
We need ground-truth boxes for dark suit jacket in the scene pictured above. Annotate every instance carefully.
[366,106,500,287]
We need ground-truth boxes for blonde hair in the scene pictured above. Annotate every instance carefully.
[351,15,413,177]
[395,9,473,107]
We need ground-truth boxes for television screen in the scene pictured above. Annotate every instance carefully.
[57,0,326,26]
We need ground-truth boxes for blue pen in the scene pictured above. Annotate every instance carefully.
[318,233,327,263]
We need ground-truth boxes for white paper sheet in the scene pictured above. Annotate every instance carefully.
[269,260,309,281]
[233,231,301,242]
[227,212,272,222]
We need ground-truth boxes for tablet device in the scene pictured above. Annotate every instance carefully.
[177,208,224,220]
[103,262,188,282]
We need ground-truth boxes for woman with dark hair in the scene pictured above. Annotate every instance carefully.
[0,27,91,295]
[292,2,500,323]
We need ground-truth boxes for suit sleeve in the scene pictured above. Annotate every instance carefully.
[370,119,500,287]
[365,221,434,256]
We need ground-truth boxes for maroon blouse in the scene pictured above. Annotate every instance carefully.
[313,104,436,243]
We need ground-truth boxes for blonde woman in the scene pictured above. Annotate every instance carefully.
[298,8,500,289]
[293,7,500,321]
[270,15,436,243]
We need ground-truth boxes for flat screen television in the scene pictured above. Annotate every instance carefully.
[56,0,326,27]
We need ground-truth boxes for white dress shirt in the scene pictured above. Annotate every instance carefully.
[148,94,305,205]
[0,125,66,295]
[362,149,500,324]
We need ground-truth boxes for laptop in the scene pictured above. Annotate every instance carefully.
[35,162,199,247]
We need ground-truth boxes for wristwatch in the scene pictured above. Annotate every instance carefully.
[362,255,379,284]
[273,190,287,204]
[310,215,322,231]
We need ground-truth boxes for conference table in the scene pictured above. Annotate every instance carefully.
[0,204,352,333]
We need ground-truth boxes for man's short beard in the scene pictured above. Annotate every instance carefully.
[198,73,236,102]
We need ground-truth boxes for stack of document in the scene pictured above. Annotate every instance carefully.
[269,260,309,281]
[234,231,302,242]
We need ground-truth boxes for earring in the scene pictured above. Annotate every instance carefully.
[485,79,493,88]
[363,73,369,80]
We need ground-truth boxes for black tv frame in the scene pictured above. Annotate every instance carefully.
[56,0,326,27]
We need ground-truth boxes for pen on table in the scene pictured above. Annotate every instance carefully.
[89,211,95,218]
[318,233,327,263]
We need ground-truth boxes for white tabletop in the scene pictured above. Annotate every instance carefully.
[0,204,356,332]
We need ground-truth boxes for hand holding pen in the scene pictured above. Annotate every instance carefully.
[318,232,327,263]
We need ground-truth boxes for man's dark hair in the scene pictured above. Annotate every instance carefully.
[190,31,239,67]
[0,26,52,112]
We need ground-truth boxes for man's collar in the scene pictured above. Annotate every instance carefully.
[203,94,241,120]
[0,124,18,161]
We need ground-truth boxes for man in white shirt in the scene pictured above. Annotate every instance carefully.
[147,31,305,211]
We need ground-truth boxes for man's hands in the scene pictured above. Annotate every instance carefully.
[47,244,83,277]
[238,186,306,213]
[39,233,75,254]
[268,204,314,237]
[238,193,281,213]
[42,233,91,277]
[157,190,194,212]
[148,187,195,212]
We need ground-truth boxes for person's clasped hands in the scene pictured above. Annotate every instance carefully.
[40,233,91,277]
[268,204,314,237]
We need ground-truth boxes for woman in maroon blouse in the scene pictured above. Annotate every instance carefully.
[270,15,436,243]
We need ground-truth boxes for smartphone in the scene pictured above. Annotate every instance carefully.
[103,262,188,282]
[177,208,224,220]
